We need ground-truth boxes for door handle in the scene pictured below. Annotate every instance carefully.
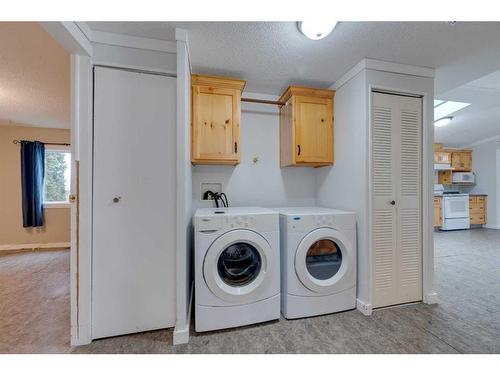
[389,200,396,206]
[113,196,122,203]
[297,144,301,156]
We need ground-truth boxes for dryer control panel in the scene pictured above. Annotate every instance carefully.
[281,212,356,232]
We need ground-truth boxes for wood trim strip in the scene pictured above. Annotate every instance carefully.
[0,242,70,252]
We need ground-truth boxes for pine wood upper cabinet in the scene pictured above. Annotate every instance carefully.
[451,150,472,172]
[191,74,246,165]
[434,151,451,164]
[279,86,335,167]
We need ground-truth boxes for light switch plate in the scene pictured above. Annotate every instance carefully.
[201,183,222,200]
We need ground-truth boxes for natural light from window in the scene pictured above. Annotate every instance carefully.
[434,100,471,121]
[44,149,71,204]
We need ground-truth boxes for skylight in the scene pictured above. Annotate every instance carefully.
[434,100,470,121]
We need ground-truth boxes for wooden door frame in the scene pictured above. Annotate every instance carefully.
[365,84,437,315]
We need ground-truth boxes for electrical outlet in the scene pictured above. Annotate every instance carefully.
[201,182,222,201]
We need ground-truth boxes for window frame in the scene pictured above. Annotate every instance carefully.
[43,145,71,209]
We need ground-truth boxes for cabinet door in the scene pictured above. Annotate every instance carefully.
[294,96,333,164]
[433,198,442,227]
[438,170,452,185]
[461,153,472,171]
[434,151,450,164]
[451,152,462,171]
[192,86,240,163]
[371,91,422,309]
[451,152,471,171]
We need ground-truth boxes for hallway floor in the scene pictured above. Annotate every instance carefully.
[0,249,70,353]
[1,229,499,353]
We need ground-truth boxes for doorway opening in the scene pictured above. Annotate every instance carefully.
[0,22,73,353]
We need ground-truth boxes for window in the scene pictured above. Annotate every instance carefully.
[43,148,71,206]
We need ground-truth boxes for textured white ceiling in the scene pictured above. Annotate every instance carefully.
[87,21,500,95]
[435,70,500,147]
[0,22,70,129]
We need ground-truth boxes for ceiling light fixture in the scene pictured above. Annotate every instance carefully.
[434,117,453,127]
[298,21,338,40]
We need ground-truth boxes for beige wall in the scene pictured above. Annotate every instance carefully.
[0,124,70,246]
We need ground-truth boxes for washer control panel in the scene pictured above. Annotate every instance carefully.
[196,213,278,233]
[229,215,255,228]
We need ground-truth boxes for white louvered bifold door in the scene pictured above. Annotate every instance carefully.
[371,92,422,308]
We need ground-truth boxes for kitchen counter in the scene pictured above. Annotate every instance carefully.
[434,193,488,197]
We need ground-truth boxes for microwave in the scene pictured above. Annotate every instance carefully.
[452,172,475,184]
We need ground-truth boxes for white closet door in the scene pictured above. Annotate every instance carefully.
[92,67,176,339]
[372,92,422,308]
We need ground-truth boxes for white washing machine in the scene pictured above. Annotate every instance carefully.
[279,207,356,319]
[194,207,280,332]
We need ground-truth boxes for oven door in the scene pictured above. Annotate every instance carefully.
[443,196,469,219]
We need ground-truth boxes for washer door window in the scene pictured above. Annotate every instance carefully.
[295,228,353,294]
[204,229,273,303]
[217,242,262,287]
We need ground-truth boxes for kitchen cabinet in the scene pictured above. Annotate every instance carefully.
[451,150,472,172]
[191,74,246,165]
[434,197,442,227]
[434,151,451,164]
[469,195,487,225]
[438,170,452,185]
[279,86,335,167]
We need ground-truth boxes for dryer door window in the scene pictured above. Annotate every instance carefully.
[305,239,342,280]
[217,242,262,287]
[295,228,354,294]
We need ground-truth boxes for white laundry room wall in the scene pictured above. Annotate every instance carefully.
[192,92,317,211]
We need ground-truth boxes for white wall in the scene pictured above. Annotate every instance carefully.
[174,33,192,344]
[471,139,500,229]
[316,70,369,303]
[192,93,317,211]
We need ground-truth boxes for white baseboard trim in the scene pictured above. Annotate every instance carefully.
[424,291,439,305]
[173,283,193,345]
[356,299,373,316]
[71,326,92,346]
[0,242,70,252]
[484,224,500,230]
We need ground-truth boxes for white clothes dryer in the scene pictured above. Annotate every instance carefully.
[194,207,280,332]
[279,207,356,319]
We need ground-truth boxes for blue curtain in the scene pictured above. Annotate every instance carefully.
[20,141,45,227]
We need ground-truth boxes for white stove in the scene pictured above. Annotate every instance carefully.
[441,193,470,231]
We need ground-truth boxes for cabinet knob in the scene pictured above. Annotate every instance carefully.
[389,200,396,206]
[113,196,122,203]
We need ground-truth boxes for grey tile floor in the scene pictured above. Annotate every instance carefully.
[71,228,500,354]
[1,229,499,353]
